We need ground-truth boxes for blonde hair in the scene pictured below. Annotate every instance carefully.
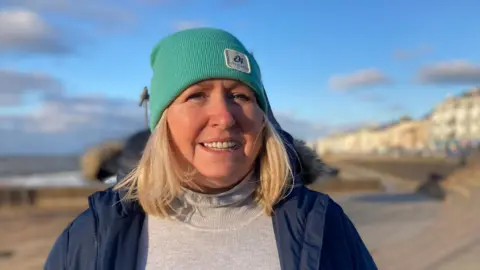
[114,110,294,217]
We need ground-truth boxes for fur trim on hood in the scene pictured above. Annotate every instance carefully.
[80,141,124,181]
[80,130,328,185]
[292,138,328,185]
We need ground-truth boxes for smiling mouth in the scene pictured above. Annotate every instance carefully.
[200,141,241,151]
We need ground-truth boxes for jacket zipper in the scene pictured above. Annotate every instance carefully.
[89,196,100,270]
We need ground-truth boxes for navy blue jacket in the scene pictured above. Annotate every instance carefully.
[45,96,377,269]
[44,183,376,270]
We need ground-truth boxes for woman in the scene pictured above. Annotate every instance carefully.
[45,27,377,270]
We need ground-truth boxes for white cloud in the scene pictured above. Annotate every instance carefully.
[393,45,433,60]
[0,69,64,105]
[0,0,137,49]
[274,113,327,141]
[328,68,391,91]
[417,60,480,85]
[355,92,385,103]
[273,112,365,141]
[0,8,70,54]
[0,68,145,154]
[1,0,135,25]
[0,94,146,154]
[29,95,144,133]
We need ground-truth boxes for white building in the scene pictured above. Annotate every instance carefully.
[430,87,480,147]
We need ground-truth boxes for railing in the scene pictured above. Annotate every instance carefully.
[0,186,105,208]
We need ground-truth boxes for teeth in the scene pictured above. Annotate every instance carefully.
[203,141,237,149]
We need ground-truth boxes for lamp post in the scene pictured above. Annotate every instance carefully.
[139,86,150,128]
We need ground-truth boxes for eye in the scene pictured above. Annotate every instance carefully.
[186,92,206,101]
[231,93,251,102]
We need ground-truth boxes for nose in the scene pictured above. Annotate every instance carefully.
[208,96,236,129]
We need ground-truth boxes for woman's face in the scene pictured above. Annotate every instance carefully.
[166,79,264,192]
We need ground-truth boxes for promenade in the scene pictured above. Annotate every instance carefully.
[1,159,479,269]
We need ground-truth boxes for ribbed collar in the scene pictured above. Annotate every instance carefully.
[179,171,257,208]
[164,171,263,230]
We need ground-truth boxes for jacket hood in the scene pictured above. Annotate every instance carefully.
[80,140,124,182]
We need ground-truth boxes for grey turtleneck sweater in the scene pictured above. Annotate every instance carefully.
[136,176,281,270]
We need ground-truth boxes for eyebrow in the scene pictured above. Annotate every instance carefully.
[223,80,241,89]
[196,81,213,88]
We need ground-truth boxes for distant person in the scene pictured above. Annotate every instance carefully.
[416,172,446,200]
[45,28,376,270]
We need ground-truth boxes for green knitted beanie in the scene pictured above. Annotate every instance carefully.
[148,27,268,131]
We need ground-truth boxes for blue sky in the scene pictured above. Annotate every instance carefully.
[1,0,480,154]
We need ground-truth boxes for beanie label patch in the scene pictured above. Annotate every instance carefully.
[224,49,251,74]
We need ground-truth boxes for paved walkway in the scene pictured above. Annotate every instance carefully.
[326,160,480,268]
[0,208,83,270]
[373,189,480,270]
[335,186,480,270]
